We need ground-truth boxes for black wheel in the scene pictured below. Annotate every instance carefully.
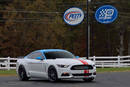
[83,78,94,82]
[18,65,30,81]
[48,66,58,82]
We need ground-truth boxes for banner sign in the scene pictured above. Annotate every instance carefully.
[63,7,84,26]
[95,5,118,24]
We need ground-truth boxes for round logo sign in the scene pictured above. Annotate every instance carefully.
[63,7,84,26]
[95,5,118,24]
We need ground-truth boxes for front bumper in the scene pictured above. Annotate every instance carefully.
[57,67,96,79]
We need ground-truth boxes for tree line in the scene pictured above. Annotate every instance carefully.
[0,0,130,57]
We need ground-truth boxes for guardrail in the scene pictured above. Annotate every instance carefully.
[0,56,130,70]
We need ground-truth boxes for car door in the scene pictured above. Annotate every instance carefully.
[27,52,46,77]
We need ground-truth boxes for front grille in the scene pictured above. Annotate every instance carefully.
[71,65,93,70]
[72,73,92,76]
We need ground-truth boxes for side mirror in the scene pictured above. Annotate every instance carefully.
[36,57,42,60]
[76,56,79,58]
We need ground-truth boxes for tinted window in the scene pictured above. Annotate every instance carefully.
[44,51,75,59]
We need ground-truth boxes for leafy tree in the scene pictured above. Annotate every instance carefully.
[0,0,130,57]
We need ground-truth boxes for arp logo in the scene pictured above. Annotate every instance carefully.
[65,11,82,21]
[63,7,84,26]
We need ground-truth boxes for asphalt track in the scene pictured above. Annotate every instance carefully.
[0,72,130,87]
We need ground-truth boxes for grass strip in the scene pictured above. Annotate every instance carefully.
[97,67,130,73]
[0,70,16,76]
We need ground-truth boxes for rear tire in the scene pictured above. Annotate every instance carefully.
[18,65,30,81]
[48,66,58,82]
[83,78,94,82]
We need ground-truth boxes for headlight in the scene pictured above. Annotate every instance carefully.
[57,64,70,68]
[93,64,96,67]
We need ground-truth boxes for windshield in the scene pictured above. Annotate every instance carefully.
[44,51,75,59]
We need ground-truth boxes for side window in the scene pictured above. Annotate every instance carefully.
[27,52,43,59]
[27,53,33,59]
[35,52,43,59]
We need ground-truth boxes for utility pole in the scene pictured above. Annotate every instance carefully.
[86,0,90,59]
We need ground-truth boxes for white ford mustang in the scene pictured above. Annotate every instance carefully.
[16,49,96,82]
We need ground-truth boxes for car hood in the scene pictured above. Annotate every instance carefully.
[52,58,94,65]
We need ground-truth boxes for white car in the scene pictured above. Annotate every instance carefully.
[16,49,96,82]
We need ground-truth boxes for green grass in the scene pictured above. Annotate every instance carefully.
[97,67,130,73]
[0,70,16,76]
[0,67,130,76]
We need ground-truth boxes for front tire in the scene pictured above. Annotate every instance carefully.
[18,65,29,81]
[48,66,58,82]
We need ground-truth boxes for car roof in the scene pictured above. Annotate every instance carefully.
[35,49,68,53]
[25,49,73,59]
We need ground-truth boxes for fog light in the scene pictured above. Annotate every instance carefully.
[61,72,70,76]
[93,72,96,75]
